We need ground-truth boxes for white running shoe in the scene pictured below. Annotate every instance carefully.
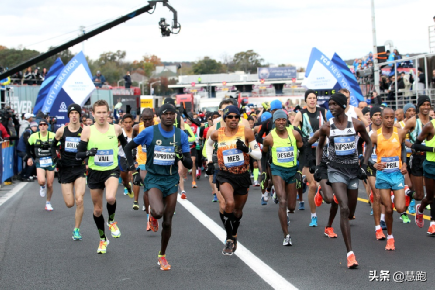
[283,234,292,246]
[45,202,53,211]
[143,205,146,211]
[263,191,270,202]
[40,186,46,198]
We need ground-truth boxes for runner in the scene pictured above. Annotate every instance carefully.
[371,108,408,250]
[262,109,303,245]
[51,104,86,240]
[76,100,128,254]
[26,118,57,211]
[117,113,137,198]
[124,103,192,270]
[206,105,261,255]
[339,88,369,127]
[180,121,196,198]
[317,93,372,269]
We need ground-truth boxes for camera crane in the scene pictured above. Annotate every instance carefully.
[0,0,180,80]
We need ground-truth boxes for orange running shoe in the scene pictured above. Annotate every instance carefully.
[149,215,159,232]
[158,255,171,271]
[347,253,358,269]
[333,194,338,204]
[324,227,338,238]
[180,191,187,199]
[146,219,151,231]
[376,229,386,240]
[385,238,395,251]
[427,224,435,236]
[192,181,197,188]
[314,187,323,207]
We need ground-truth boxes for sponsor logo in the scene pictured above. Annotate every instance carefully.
[59,102,68,113]
[156,140,162,145]
[347,129,352,133]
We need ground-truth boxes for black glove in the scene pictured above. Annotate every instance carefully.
[175,145,183,162]
[132,169,143,186]
[206,163,214,176]
[313,165,323,182]
[411,143,434,152]
[236,139,249,153]
[86,148,98,157]
[357,164,368,184]
[309,164,316,174]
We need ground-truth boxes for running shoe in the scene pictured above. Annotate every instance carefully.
[123,187,128,195]
[132,201,139,210]
[347,253,358,269]
[127,189,134,199]
[375,229,386,240]
[181,191,187,199]
[283,234,292,246]
[380,220,387,230]
[324,227,338,238]
[315,187,323,207]
[415,204,424,228]
[370,208,373,216]
[232,236,238,252]
[299,201,305,210]
[426,204,431,210]
[143,205,146,211]
[158,255,171,271]
[261,196,267,206]
[333,194,338,204]
[427,224,435,236]
[119,177,122,184]
[250,173,254,179]
[196,169,201,179]
[212,194,218,202]
[97,239,109,254]
[401,213,410,224]
[271,186,276,201]
[263,191,270,202]
[254,181,260,187]
[149,215,159,232]
[146,218,151,231]
[385,238,395,251]
[287,213,290,225]
[72,228,82,241]
[222,239,234,256]
[45,202,53,211]
[40,186,46,198]
[107,221,121,238]
[192,181,197,188]
[309,216,318,227]
[272,192,279,204]
[408,199,416,214]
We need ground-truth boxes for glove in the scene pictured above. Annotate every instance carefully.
[313,165,323,182]
[175,145,183,162]
[132,169,143,186]
[236,139,249,153]
[309,164,316,174]
[412,143,434,152]
[205,163,214,176]
[86,148,98,157]
[357,164,368,184]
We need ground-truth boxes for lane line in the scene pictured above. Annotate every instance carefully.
[0,182,28,207]
[358,197,431,220]
[177,195,297,290]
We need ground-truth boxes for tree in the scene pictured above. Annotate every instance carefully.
[98,50,126,66]
[233,50,264,73]
[132,54,162,78]
[192,57,224,75]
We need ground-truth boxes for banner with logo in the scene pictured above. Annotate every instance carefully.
[303,47,364,107]
[257,67,297,79]
[2,141,14,183]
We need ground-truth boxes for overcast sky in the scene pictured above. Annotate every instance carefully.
[2,0,433,67]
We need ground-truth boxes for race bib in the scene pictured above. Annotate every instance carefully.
[309,133,318,148]
[381,156,400,173]
[334,136,356,156]
[405,139,412,153]
[65,137,80,153]
[276,147,294,163]
[142,145,147,153]
[39,156,53,168]
[94,150,114,167]
[223,148,244,168]
[154,145,175,165]
[371,146,377,163]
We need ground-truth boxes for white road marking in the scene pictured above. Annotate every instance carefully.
[0,183,29,207]
[177,195,297,290]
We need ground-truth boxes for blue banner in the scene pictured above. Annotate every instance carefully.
[257,67,297,79]
[2,142,14,183]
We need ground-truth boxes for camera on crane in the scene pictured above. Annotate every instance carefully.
[159,18,171,37]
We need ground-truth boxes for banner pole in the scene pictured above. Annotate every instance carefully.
[371,0,380,94]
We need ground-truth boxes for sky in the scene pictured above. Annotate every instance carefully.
[2,0,434,68]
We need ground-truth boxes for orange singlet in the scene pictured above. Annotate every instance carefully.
[376,127,402,172]
[217,126,250,174]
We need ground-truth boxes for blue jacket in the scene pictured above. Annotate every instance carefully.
[17,128,32,152]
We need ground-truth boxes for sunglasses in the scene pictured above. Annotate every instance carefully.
[39,123,48,126]
[226,115,240,120]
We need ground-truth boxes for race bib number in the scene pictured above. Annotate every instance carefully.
[371,146,377,162]
[381,156,400,173]
[276,147,294,163]
[309,133,318,148]
[142,145,147,153]
[223,148,244,168]
[154,145,175,165]
[94,150,114,167]
[334,136,356,156]
[405,139,412,153]
[65,137,80,153]
[39,156,53,168]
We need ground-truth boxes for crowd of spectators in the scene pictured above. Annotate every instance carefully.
[8,67,48,85]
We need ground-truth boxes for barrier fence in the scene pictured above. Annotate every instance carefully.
[1,141,20,184]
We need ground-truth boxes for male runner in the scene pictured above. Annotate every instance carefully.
[317,93,372,269]
[118,113,137,198]
[339,88,369,127]
[124,103,192,270]
[51,104,86,240]
[371,108,408,250]
[76,100,128,254]
[26,118,56,211]
[206,106,261,255]
[263,109,303,245]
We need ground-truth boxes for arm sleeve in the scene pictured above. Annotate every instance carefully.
[411,143,434,152]
[124,140,140,168]
[248,140,261,160]
[256,122,267,144]
[76,141,89,160]
[206,137,214,162]
[181,131,190,153]
[51,138,61,159]
[118,133,128,148]
[401,142,407,164]
[185,125,195,143]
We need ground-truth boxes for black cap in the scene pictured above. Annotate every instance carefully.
[163,97,176,107]
[68,103,82,117]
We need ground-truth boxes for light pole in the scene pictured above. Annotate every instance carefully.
[371,0,380,94]
[150,80,161,95]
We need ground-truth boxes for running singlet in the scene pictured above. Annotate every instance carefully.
[136,123,147,165]
[118,129,132,158]
[399,120,412,156]
[87,125,119,171]
[28,131,56,167]
[60,126,83,166]
[368,130,377,163]
[217,126,250,174]
[345,105,358,120]
[271,126,297,168]
[328,116,358,168]
[376,127,402,173]
[425,119,435,162]
[300,107,326,138]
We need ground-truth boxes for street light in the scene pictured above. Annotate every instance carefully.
[150,80,161,95]
[117,79,124,87]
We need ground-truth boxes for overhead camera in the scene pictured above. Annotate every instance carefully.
[159,18,171,37]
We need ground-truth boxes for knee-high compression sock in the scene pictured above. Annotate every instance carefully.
[219,212,226,227]
[93,214,106,240]
[223,211,236,240]
[232,214,243,236]
[253,168,259,182]
[107,201,117,223]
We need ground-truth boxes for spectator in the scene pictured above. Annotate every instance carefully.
[92,71,106,88]
[41,68,48,82]
[0,121,9,139]
[387,75,404,101]
[23,67,34,85]
[17,122,38,181]
[417,67,426,93]
[19,113,34,137]
[123,71,132,89]
[370,91,383,106]
[432,69,435,88]
[34,67,42,85]
[358,101,368,110]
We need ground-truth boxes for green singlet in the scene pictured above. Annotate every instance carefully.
[87,125,119,171]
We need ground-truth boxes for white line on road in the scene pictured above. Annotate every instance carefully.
[0,182,29,207]
[177,195,297,290]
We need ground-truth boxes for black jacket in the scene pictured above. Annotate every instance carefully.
[123,75,132,88]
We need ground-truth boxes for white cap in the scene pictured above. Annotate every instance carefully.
[24,113,34,119]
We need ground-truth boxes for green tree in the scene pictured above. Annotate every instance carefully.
[192,57,224,74]
[233,50,264,73]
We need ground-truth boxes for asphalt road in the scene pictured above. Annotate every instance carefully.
[0,173,433,290]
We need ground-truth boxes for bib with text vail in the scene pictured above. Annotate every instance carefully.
[334,136,356,156]
[276,147,294,163]
[154,145,175,165]
[381,156,400,173]
[64,137,80,153]
[94,150,114,167]
[223,148,244,168]
[309,133,318,148]
[39,156,53,168]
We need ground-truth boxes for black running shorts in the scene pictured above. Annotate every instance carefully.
[216,170,251,196]
[410,153,425,177]
[87,168,120,190]
[59,165,86,184]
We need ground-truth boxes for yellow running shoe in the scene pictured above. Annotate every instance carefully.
[97,239,109,254]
